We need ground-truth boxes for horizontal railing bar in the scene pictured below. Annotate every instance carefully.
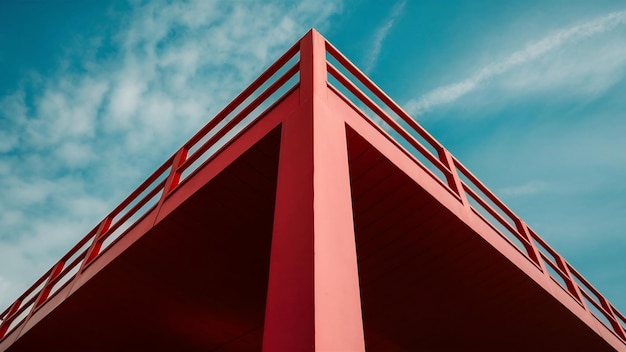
[540,253,572,284]
[453,158,519,224]
[527,227,563,263]
[326,83,462,204]
[1,293,37,327]
[0,300,21,330]
[325,41,444,153]
[1,227,97,322]
[177,83,300,193]
[48,253,85,288]
[615,306,626,324]
[102,179,166,241]
[178,63,299,174]
[327,62,449,176]
[57,227,99,264]
[463,183,531,248]
[0,269,51,321]
[568,263,611,305]
[108,160,173,219]
[468,207,530,263]
[0,300,21,325]
[2,162,172,326]
[569,267,604,300]
[580,290,619,325]
[183,44,300,151]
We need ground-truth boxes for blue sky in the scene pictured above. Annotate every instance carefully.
[0,0,625,318]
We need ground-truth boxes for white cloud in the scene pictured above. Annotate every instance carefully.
[499,181,550,197]
[0,0,342,310]
[499,34,626,98]
[108,77,144,124]
[364,0,406,74]
[0,92,28,153]
[405,10,626,116]
[0,275,13,308]
[0,131,17,153]
[56,142,94,166]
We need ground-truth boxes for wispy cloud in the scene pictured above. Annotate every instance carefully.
[364,0,406,73]
[405,10,626,116]
[499,181,550,197]
[0,0,342,309]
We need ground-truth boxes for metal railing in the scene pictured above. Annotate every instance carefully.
[1,31,624,345]
[0,40,300,342]
[324,39,626,342]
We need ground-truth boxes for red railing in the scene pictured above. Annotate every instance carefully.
[0,40,300,342]
[1,31,624,345]
[324,39,626,342]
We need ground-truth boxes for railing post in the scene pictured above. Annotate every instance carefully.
[516,221,590,310]
[553,256,586,307]
[438,148,470,208]
[152,147,188,226]
[33,261,65,309]
[515,220,547,272]
[81,216,113,270]
[10,261,69,344]
[163,147,189,196]
[6,261,67,344]
[598,296,626,340]
[0,300,22,339]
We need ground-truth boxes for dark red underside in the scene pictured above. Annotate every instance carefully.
[347,128,613,351]
[7,123,614,351]
[8,129,281,351]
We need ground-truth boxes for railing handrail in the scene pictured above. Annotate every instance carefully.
[323,36,625,342]
[0,37,301,342]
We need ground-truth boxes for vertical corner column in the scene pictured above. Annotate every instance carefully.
[313,94,366,352]
[263,29,365,351]
[261,88,315,351]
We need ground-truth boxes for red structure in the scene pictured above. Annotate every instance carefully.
[1,29,625,351]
